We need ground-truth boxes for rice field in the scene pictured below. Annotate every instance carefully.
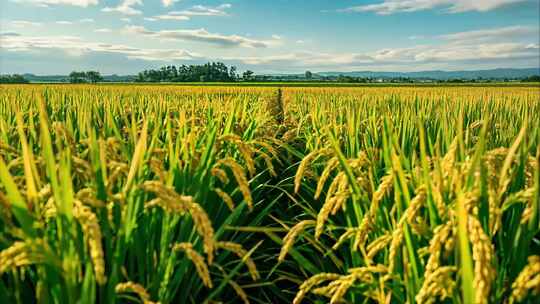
[0,84,539,303]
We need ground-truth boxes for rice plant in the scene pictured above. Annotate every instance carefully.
[0,85,280,303]
[275,86,540,304]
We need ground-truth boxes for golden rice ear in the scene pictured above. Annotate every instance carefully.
[0,240,45,274]
[211,167,230,185]
[416,266,457,304]
[441,138,459,177]
[332,228,357,251]
[310,280,341,298]
[294,148,332,194]
[75,188,106,208]
[346,175,395,254]
[141,181,215,264]
[403,186,427,224]
[293,273,341,304]
[256,149,277,177]
[371,173,394,206]
[279,220,316,262]
[115,281,158,304]
[423,221,456,280]
[365,234,392,265]
[216,241,259,281]
[315,157,339,200]
[228,279,250,304]
[236,141,256,178]
[295,266,388,304]
[219,134,256,177]
[216,158,253,211]
[214,188,235,211]
[73,200,106,285]
[173,243,213,288]
[510,255,540,302]
[468,216,495,304]
[311,171,349,239]
[329,278,354,304]
[387,226,405,274]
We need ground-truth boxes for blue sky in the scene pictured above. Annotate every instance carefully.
[1,0,539,74]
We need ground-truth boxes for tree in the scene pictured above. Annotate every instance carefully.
[242,70,254,81]
[85,71,103,83]
[229,66,238,81]
[0,74,29,84]
[305,71,313,80]
[523,75,540,82]
[135,62,239,83]
[69,71,86,83]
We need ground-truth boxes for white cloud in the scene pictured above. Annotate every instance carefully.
[149,3,231,21]
[221,27,539,69]
[147,15,189,21]
[102,0,142,15]
[222,41,538,70]
[124,25,280,48]
[339,0,527,15]
[56,21,73,25]
[80,18,94,23]
[12,0,98,7]
[162,0,179,7]
[175,4,231,16]
[94,28,112,33]
[222,52,377,67]
[412,43,539,62]
[120,17,131,22]
[1,25,537,72]
[0,33,200,61]
[10,20,43,27]
[440,25,539,42]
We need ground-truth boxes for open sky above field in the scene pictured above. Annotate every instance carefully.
[1,0,539,74]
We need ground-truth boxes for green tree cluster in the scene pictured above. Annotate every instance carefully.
[136,62,238,82]
[523,75,540,82]
[0,74,29,84]
[69,71,103,83]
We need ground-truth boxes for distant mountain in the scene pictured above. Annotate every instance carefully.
[23,74,69,83]
[22,73,136,83]
[317,68,540,80]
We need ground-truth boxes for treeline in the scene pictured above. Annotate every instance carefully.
[69,71,103,83]
[3,68,540,84]
[136,62,239,82]
[0,74,29,84]
[523,75,540,82]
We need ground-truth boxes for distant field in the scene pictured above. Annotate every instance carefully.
[23,81,540,87]
[0,84,539,303]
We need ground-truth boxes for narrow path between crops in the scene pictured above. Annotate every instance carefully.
[275,88,284,125]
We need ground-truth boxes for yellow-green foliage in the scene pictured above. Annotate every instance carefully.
[0,84,277,303]
[281,86,539,304]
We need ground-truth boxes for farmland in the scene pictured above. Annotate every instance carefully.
[0,84,539,303]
